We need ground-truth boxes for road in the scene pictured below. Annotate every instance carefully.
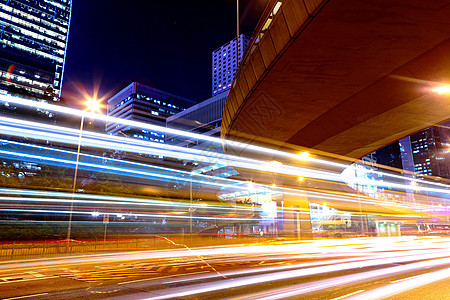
[0,237,449,299]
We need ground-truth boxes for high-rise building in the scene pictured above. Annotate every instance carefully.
[163,35,251,177]
[402,122,450,179]
[166,91,228,143]
[166,91,239,178]
[106,82,195,143]
[212,34,249,96]
[0,0,72,101]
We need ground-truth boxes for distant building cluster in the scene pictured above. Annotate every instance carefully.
[104,35,250,178]
[362,123,450,180]
[0,0,448,185]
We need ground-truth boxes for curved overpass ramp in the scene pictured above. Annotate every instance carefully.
[221,0,450,159]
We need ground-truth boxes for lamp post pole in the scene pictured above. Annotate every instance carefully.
[189,176,193,236]
[66,114,85,242]
[66,98,102,243]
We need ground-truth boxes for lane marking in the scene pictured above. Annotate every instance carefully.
[118,271,209,285]
[4,293,49,300]
[0,276,57,285]
[331,290,365,300]
[390,273,427,283]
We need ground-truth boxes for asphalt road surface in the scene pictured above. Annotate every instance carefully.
[0,237,449,300]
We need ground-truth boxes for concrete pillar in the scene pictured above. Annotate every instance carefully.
[282,193,312,240]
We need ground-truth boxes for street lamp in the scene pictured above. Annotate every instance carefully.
[430,84,450,95]
[66,97,102,241]
[298,151,311,160]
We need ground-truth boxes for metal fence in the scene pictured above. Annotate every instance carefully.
[0,234,268,261]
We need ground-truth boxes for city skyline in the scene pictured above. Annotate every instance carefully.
[61,0,268,107]
[0,1,449,298]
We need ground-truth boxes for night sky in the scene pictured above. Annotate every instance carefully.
[61,0,268,107]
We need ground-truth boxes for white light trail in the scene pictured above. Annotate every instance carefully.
[0,116,342,183]
[142,252,450,300]
[0,208,263,222]
[0,95,448,210]
[2,94,447,191]
[347,268,450,300]
[0,196,257,212]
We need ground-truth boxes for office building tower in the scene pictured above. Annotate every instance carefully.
[0,0,72,101]
[166,91,239,178]
[106,82,194,143]
[212,34,249,95]
[403,122,450,179]
[167,91,227,141]
[399,137,415,174]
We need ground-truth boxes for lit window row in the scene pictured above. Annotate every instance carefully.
[132,134,164,143]
[0,25,65,56]
[0,6,67,39]
[0,16,65,48]
[0,80,47,96]
[44,0,70,12]
[0,39,64,63]
[0,70,50,88]
[2,1,69,30]
[136,93,181,109]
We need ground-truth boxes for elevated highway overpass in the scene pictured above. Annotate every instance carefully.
[220,0,450,238]
[221,0,450,159]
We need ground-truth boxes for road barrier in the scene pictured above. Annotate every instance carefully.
[0,234,269,261]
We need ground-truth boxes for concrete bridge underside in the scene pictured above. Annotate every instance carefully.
[222,0,450,159]
[220,0,450,238]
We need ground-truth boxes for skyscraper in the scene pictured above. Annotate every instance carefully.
[402,122,450,179]
[106,82,195,143]
[0,0,72,101]
[212,34,249,96]
[164,35,251,177]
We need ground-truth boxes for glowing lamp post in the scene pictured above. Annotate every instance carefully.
[430,84,450,95]
[66,98,102,242]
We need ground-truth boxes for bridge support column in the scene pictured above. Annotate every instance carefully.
[282,193,312,240]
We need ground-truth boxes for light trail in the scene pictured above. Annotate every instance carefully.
[0,238,449,298]
[0,208,263,222]
[142,249,450,299]
[0,187,257,212]
[0,116,343,182]
[227,258,450,300]
[0,115,447,199]
[347,267,450,299]
[0,196,258,213]
[0,95,448,225]
[0,130,441,214]
[1,94,448,191]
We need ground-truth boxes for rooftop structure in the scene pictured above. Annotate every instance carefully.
[106,82,195,143]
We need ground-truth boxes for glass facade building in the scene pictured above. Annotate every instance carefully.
[166,91,240,179]
[401,122,450,179]
[0,0,71,101]
[166,91,228,137]
[106,82,194,143]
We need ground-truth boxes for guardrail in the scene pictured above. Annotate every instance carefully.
[0,234,272,261]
